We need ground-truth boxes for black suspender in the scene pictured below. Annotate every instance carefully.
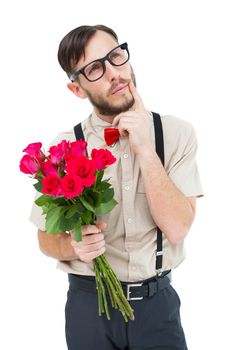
[74,112,164,273]
[151,112,164,272]
[74,122,85,140]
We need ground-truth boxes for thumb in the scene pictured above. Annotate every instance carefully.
[95,220,107,231]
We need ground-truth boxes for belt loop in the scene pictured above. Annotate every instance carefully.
[148,280,157,297]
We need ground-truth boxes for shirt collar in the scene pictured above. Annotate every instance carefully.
[90,110,113,129]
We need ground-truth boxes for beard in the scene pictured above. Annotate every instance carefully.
[82,69,137,117]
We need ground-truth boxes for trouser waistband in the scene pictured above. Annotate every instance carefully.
[68,270,171,301]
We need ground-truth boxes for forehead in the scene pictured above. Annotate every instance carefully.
[77,30,118,68]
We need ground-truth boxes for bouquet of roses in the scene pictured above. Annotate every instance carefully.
[19,139,134,322]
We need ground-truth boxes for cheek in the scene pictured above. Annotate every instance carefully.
[83,80,108,98]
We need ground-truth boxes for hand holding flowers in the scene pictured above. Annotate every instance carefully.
[20,139,134,321]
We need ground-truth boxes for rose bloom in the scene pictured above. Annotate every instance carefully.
[42,174,61,196]
[70,140,87,157]
[19,154,39,175]
[40,160,58,176]
[91,148,116,170]
[66,156,96,187]
[49,140,70,165]
[22,142,45,161]
[64,152,80,163]
[60,174,84,198]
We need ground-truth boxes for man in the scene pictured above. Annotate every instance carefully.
[30,24,203,349]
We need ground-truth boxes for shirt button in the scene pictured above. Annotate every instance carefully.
[124,185,130,191]
[127,218,133,224]
[123,153,128,159]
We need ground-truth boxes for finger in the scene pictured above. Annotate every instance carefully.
[128,80,137,96]
[82,232,104,245]
[112,113,131,129]
[82,224,101,236]
[128,81,144,109]
[71,231,104,246]
[95,221,107,230]
[80,237,106,252]
[81,246,106,263]
[112,114,121,128]
[112,116,135,136]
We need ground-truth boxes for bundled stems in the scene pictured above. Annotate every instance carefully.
[93,255,135,322]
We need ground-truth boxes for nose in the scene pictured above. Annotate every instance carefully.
[104,60,120,81]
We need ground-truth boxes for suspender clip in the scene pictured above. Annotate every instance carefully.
[156,250,163,256]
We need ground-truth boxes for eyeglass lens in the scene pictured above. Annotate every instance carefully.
[84,45,128,81]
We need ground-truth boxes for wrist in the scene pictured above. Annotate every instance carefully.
[137,145,156,162]
[59,233,79,261]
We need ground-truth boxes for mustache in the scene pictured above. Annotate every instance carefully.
[108,78,131,95]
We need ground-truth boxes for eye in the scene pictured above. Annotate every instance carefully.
[85,61,102,76]
[109,47,126,65]
[109,51,121,61]
[111,51,120,58]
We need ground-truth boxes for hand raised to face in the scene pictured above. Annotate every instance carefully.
[112,81,153,155]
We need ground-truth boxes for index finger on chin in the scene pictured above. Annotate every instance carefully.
[129,81,144,108]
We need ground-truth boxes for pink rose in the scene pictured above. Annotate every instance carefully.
[19,154,39,175]
[66,156,96,187]
[49,140,70,165]
[42,174,61,196]
[64,152,79,163]
[91,148,116,170]
[70,140,87,157]
[23,142,45,162]
[41,160,58,176]
[60,174,84,198]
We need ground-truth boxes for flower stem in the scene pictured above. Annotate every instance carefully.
[93,255,135,322]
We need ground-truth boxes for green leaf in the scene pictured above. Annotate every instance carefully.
[52,197,69,206]
[35,194,51,206]
[86,189,101,207]
[95,198,118,216]
[100,188,114,203]
[60,217,75,232]
[33,181,42,192]
[81,210,92,224]
[74,218,82,242]
[45,207,64,233]
[41,201,56,214]
[99,181,111,191]
[96,170,104,185]
[65,205,78,219]
[79,196,95,213]
[76,201,85,214]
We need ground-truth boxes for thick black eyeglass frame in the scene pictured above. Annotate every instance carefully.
[69,42,129,82]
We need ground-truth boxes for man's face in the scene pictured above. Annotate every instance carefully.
[74,31,136,118]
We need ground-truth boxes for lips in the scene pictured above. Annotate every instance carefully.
[111,83,128,95]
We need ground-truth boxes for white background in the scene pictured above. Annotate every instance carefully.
[1,0,233,349]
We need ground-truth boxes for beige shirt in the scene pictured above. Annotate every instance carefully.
[29,111,203,282]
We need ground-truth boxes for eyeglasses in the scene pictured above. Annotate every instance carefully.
[70,42,130,82]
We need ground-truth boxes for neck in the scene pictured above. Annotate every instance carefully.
[94,108,115,125]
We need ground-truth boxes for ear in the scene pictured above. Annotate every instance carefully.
[67,82,87,99]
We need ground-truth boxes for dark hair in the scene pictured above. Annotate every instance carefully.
[57,25,118,78]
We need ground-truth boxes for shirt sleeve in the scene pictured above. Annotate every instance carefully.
[29,191,46,231]
[165,117,204,198]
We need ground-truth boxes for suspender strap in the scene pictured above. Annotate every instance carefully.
[152,112,165,166]
[74,122,85,140]
[152,112,164,272]
[74,112,165,272]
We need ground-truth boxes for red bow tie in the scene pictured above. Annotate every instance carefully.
[104,128,120,146]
